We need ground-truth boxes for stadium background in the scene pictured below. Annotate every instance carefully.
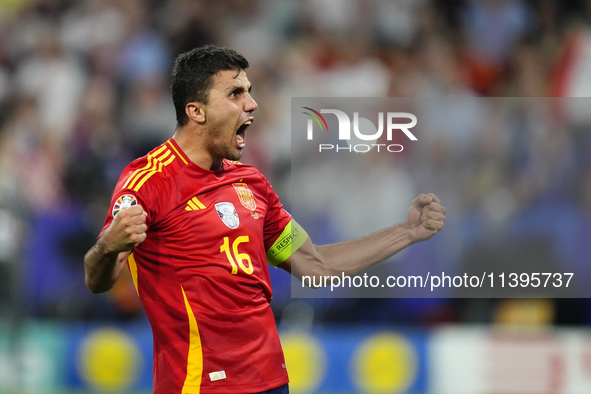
[1,0,591,393]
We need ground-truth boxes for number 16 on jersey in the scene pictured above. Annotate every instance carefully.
[220,236,254,275]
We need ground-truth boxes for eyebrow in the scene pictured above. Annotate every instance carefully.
[228,85,253,94]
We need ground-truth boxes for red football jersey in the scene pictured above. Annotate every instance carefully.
[101,138,291,393]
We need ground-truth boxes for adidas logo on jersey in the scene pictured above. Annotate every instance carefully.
[185,196,206,211]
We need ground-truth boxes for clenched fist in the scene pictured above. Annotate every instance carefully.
[405,193,446,243]
[100,205,148,254]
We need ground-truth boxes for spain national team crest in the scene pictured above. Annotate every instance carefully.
[233,183,256,211]
[215,202,240,229]
[113,194,137,216]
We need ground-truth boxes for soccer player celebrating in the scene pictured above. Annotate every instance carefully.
[84,45,445,394]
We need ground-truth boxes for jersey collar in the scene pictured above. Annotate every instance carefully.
[166,138,190,166]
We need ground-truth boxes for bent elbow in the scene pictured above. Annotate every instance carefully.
[85,275,111,294]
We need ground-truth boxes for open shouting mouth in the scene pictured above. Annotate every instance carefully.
[236,119,252,148]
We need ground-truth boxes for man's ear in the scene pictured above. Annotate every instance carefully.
[186,102,206,124]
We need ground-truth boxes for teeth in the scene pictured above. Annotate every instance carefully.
[244,121,251,125]
[237,135,244,143]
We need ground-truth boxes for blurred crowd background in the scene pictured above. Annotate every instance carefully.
[2,0,591,392]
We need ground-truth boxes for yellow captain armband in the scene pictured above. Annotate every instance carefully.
[266,219,308,267]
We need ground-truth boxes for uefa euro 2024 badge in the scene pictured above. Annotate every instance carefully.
[112,194,137,216]
[215,202,240,229]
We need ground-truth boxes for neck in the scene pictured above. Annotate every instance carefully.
[172,126,222,170]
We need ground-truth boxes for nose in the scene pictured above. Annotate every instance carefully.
[245,93,258,113]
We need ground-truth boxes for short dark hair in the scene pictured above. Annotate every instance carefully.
[171,45,249,127]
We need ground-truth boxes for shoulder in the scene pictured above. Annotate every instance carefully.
[116,142,184,199]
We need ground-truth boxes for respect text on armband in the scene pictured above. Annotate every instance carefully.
[274,227,300,255]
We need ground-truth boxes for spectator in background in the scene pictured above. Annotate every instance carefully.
[0,0,589,327]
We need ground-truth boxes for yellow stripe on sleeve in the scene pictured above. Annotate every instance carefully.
[132,159,164,191]
[129,150,172,190]
[127,253,139,295]
[133,155,176,192]
[186,200,198,210]
[162,153,175,166]
[181,286,203,393]
[123,145,168,189]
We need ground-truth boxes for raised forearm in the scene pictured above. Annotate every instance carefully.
[294,222,412,278]
[84,205,147,293]
[316,222,411,275]
[285,194,446,283]
[84,240,128,293]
